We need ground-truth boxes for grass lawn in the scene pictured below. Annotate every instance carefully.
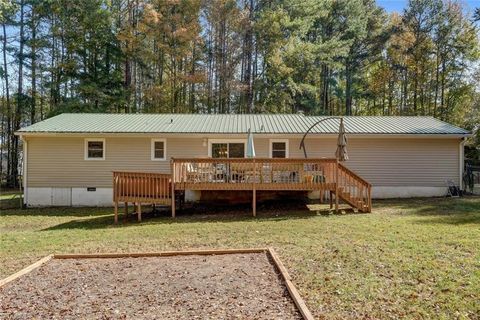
[1,197,479,319]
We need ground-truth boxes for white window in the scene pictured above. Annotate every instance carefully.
[208,139,246,158]
[151,139,167,161]
[269,139,289,158]
[85,138,105,160]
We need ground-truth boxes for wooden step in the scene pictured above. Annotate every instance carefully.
[334,167,372,213]
[338,194,360,210]
[341,192,351,199]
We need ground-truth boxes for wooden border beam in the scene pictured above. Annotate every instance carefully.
[268,248,315,320]
[0,255,53,288]
[53,248,268,259]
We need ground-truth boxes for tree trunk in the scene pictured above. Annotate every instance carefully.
[243,0,254,113]
[321,64,329,114]
[189,45,196,112]
[10,0,26,188]
[30,10,37,124]
[388,75,393,116]
[2,23,11,185]
[345,60,352,116]
[440,60,446,120]
[413,70,418,115]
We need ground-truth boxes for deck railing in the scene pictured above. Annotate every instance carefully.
[113,171,172,204]
[338,163,372,212]
[171,158,338,191]
[113,171,173,222]
[112,158,372,222]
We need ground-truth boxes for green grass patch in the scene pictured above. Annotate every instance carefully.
[1,197,479,319]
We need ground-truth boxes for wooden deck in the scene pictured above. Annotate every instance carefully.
[113,158,372,222]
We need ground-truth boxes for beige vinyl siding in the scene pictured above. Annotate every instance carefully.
[27,137,207,188]
[288,137,460,186]
[27,135,460,188]
[256,137,459,186]
[347,138,459,186]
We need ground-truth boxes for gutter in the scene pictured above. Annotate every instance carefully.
[459,137,467,190]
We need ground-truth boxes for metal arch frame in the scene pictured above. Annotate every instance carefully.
[299,116,343,158]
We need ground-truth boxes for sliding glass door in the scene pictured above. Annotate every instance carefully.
[211,142,245,158]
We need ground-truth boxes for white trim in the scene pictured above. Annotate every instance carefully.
[308,186,448,199]
[84,138,106,160]
[269,139,289,158]
[151,138,167,161]
[26,185,452,206]
[208,139,247,157]
[371,186,447,198]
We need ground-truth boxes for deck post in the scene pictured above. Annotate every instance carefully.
[329,191,333,209]
[252,159,257,217]
[335,160,339,213]
[113,173,118,223]
[370,186,372,212]
[171,160,176,218]
[124,202,128,221]
[253,189,256,217]
[137,203,142,222]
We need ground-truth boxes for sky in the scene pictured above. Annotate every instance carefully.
[377,0,480,13]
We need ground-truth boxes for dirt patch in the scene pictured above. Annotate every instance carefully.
[0,253,301,319]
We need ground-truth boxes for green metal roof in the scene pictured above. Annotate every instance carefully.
[17,113,470,135]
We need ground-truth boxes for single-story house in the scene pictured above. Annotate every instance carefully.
[16,113,470,209]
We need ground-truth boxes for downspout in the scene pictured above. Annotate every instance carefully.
[21,136,28,207]
[459,137,466,190]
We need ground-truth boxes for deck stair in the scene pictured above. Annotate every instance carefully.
[333,163,372,213]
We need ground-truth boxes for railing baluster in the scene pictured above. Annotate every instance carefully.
[135,173,138,202]
[140,173,143,202]
[149,173,152,201]
[162,175,165,200]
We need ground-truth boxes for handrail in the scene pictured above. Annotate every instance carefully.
[171,158,337,163]
[113,170,171,175]
[336,163,372,212]
[338,163,371,187]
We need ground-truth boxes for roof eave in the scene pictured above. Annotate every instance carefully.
[15,131,471,138]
